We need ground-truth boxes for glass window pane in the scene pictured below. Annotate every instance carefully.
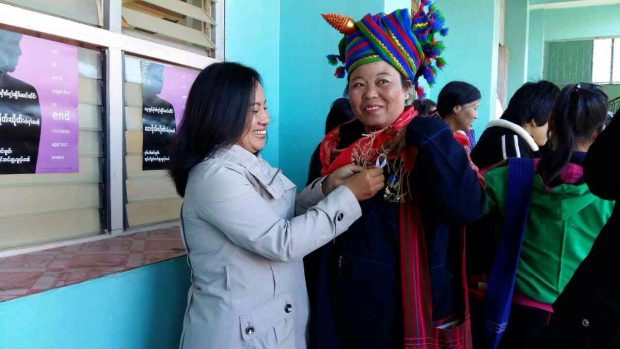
[0,29,104,250]
[123,55,199,227]
[592,38,612,83]
[2,0,102,27]
[613,39,620,83]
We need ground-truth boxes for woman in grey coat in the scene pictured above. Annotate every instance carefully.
[169,62,385,349]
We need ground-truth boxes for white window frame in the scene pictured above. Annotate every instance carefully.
[0,0,220,257]
[592,37,619,85]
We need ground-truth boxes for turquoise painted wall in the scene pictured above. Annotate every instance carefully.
[431,0,500,138]
[384,0,410,12]
[225,0,281,165]
[0,258,190,349]
[543,4,620,41]
[529,0,581,4]
[278,0,383,187]
[527,10,545,81]
[505,0,529,99]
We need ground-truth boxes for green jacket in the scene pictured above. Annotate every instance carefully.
[484,166,614,304]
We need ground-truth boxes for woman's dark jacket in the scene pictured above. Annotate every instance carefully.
[305,116,485,349]
[542,115,619,349]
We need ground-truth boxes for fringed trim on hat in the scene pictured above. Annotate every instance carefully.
[327,54,340,65]
[325,35,348,79]
[334,66,346,78]
[416,86,426,99]
[411,0,448,98]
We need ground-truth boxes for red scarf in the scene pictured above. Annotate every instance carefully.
[320,106,418,177]
[319,106,473,349]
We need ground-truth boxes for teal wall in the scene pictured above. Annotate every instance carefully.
[505,0,529,99]
[431,0,500,138]
[278,0,383,187]
[529,0,581,4]
[225,0,281,165]
[543,4,620,41]
[384,0,410,12]
[527,10,546,81]
[0,258,190,349]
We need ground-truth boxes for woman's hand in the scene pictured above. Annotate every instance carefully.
[343,167,385,201]
[322,164,363,195]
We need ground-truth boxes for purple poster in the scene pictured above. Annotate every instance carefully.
[0,29,79,174]
[141,61,198,170]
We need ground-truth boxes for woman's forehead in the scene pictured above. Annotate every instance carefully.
[350,61,400,80]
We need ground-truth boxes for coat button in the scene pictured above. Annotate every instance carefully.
[336,212,344,221]
[245,326,255,335]
[581,319,590,327]
[284,303,293,313]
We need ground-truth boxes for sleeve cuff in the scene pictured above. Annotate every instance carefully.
[323,185,362,236]
[308,176,327,201]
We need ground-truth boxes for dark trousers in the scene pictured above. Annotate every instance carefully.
[498,304,551,349]
[540,307,620,349]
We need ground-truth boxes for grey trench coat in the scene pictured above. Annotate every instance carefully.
[179,145,361,349]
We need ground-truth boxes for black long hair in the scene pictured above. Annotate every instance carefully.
[501,80,559,127]
[538,83,608,184]
[436,81,481,117]
[325,97,355,133]
[169,62,262,197]
[412,98,437,117]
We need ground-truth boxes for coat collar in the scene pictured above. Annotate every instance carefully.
[213,145,286,198]
[486,119,540,152]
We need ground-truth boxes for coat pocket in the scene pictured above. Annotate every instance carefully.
[239,292,295,349]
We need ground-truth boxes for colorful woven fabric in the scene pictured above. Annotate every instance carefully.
[319,105,417,177]
[345,10,423,81]
[323,0,448,97]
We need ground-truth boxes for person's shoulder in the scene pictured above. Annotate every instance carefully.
[160,97,174,109]
[191,156,247,182]
[480,124,518,141]
[186,157,251,200]
[483,162,509,184]
[151,95,174,109]
[2,74,38,92]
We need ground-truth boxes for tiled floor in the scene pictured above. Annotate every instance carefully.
[0,227,186,302]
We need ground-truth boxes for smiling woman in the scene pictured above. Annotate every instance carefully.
[168,61,386,349]
[236,83,269,154]
[347,61,411,132]
[305,4,486,349]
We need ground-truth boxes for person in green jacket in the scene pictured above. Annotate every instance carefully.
[482,83,615,349]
